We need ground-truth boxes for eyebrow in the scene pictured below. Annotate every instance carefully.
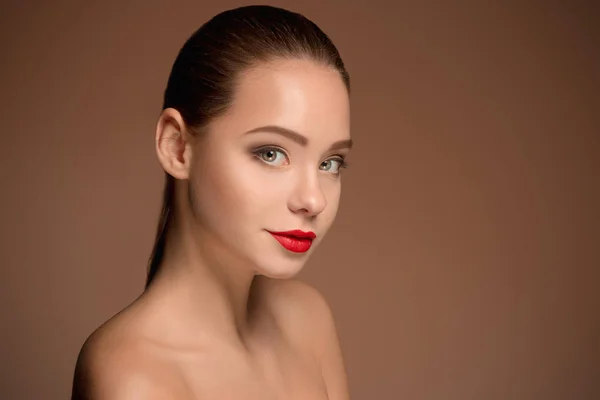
[244,125,353,151]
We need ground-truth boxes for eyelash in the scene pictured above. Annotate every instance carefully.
[336,159,350,169]
[251,145,349,173]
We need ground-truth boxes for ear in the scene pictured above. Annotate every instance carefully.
[155,108,193,180]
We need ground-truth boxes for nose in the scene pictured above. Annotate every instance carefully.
[288,172,327,217]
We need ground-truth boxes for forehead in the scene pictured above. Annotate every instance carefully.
[211,58,350,143]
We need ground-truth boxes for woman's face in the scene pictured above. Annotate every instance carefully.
[187,58,351,278]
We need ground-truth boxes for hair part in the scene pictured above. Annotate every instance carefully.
[146,5,350,288]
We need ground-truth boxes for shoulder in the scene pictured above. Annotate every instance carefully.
[256,277,338,356]
[257,277,350,399]
[71,322,180,399]
[257,278,332,320]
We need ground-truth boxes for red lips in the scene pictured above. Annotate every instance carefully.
[268,230,316,253]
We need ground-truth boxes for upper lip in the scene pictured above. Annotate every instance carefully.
[268,229,317,239]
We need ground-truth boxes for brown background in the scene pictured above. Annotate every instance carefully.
[1,0,598,399]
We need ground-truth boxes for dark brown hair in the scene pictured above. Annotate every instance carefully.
[146,5,351,287]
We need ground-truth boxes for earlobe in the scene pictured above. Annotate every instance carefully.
[155,108,192,180]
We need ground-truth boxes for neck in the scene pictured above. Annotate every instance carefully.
[144,213,260,346]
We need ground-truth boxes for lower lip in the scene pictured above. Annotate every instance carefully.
[269,233,314,253]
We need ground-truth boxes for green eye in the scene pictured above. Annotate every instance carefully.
[254,146,289,166]
[320,158,347,174]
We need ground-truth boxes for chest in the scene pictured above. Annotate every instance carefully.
[179,338,329,400]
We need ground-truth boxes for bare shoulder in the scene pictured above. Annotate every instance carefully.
[71,317,184,399]
[257,277,350,399]
[257,278,335,340]
[260,277,332,322]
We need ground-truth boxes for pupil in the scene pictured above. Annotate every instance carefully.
[265,151,275,160]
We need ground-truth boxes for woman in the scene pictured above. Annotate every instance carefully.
[72,5,353,399]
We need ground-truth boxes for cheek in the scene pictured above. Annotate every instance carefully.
[192,155,283,226]
[195,163,250,218]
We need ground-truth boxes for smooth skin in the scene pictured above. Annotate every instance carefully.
[72,58,352,399]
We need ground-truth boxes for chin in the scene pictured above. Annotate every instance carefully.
[255,257,310,280]
[249,234,320,279]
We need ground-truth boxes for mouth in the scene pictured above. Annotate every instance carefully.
[267,230,317,253]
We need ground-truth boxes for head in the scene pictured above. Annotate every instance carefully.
[147,5,351,287]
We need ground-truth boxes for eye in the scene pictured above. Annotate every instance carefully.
[320,158,348,174]
[253,146,289,167]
